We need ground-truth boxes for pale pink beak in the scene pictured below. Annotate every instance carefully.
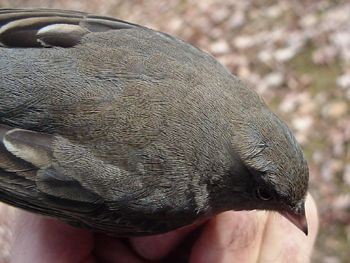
[280,202,308,235]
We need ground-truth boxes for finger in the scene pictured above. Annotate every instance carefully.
[94,234,144,263]
[190,211,269,263]
[0,204,16,262]
[258,193,319,262]
[10,210,94,263]
[129,223,199,260]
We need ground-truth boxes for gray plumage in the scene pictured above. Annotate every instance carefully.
[0,8,309,236]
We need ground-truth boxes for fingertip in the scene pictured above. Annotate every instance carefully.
[129,224,197,260]
[305,193,319,244]
[94,234,144,263]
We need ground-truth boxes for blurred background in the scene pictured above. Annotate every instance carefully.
[0,0,349,262]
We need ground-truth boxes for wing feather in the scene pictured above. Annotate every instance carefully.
[0,124,104,208]
[0,8,138,47]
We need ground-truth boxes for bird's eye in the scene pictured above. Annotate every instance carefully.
[255,187,272,201]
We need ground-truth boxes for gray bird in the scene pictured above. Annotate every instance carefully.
[0,8,308,236]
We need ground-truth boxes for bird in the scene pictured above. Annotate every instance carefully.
[0,8,308,236]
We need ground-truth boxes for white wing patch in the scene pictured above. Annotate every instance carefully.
[3,129,52,168]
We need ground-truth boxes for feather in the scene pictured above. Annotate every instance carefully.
[0,8,137,47]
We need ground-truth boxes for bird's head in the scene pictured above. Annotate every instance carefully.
[208,107,309,235]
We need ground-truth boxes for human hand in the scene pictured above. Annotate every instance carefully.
[8,194,318,263]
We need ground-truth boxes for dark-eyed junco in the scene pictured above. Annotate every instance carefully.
[0,8,308,236]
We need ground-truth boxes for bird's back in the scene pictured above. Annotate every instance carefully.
[0,20,240,135]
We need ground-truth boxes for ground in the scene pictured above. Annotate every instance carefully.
[0,1,349,262]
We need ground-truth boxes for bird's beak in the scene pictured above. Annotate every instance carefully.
[280,202,308,235]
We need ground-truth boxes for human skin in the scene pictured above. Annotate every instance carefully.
[8,194,318,263]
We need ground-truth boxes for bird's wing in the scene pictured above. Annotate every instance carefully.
[0,124,104,213]
[0,124,157,234]
[0,8,139,47]
[0,123,183,235]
